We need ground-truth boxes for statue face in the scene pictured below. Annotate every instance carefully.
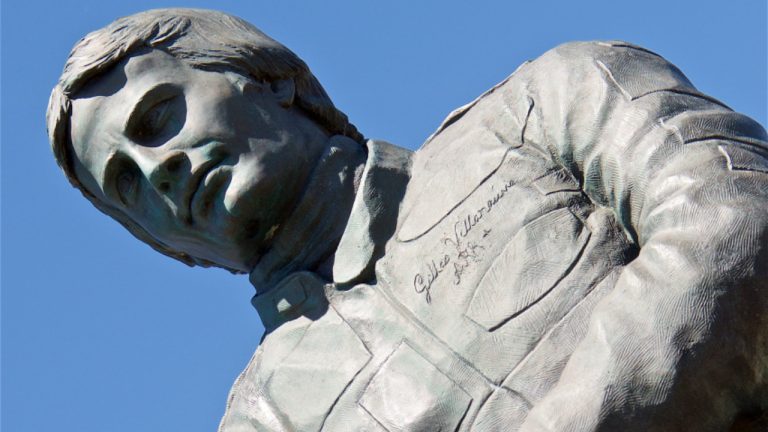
[69,49,330,271]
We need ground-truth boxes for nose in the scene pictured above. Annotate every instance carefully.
[129,143,228,222]
[147,151,189,194]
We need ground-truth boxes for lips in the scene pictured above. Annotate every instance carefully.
[189,165,232,225]
[182,156,225,225]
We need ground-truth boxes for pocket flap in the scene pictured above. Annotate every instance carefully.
[466,208,590,331]
[721,143,768,174]
[359,342,472,431]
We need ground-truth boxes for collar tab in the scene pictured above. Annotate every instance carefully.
[251,272,329,330]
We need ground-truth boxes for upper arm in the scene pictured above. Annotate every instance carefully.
[517,40,768,243]
[518,42,768,431]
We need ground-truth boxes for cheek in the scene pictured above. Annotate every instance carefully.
[184,102,232,142]
[223,154,270,216]
[185,83,242,141]
[227,150,309,212]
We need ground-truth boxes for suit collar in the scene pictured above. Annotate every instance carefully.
[249,135,365,290]
[332,139,412,284]
[251,139,412,328]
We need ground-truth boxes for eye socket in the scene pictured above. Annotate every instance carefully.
[125,84,186,145]
[134,98,173,140]
[116,169,139,206]
[103,152,141,208]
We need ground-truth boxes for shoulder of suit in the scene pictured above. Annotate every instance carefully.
[539,40,716,103]
[548,40,665,59]
[425,41,675,145]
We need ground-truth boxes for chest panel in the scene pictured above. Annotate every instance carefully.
[378,144,609,383]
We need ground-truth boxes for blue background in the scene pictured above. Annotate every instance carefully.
[2,1,766,431]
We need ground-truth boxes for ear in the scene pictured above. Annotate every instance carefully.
[270,79,296,108]
[225,72,264,96]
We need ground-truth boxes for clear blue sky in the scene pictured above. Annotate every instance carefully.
[2,1,765,431]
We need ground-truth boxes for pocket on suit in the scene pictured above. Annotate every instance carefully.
[465,208,590,331]
[267,305,371,431]
[359,342,473,432]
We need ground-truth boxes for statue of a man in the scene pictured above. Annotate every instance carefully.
[48,8,768,432]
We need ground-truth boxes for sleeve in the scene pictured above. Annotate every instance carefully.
[515,41,768,431]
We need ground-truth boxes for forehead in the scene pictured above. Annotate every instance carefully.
[77,48,187,100]
[69,50,190,197]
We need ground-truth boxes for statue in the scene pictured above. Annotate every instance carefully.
[47,8,768,432]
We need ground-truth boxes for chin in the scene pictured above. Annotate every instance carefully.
[215,214,266,272]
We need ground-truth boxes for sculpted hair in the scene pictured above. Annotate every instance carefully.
[47,8,362,271]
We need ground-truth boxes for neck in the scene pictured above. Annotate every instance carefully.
[249,135,367,292]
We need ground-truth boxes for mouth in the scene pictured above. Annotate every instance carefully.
[189,165,232,225]
[182,156,225,225]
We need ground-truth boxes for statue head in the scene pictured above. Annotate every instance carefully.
[47,9,363,273]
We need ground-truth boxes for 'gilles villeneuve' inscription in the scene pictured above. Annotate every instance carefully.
[413,179,515,303]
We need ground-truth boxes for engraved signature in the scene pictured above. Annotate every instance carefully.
[412,179,515,303]
[413,254,451,304]
[448,241,484,285]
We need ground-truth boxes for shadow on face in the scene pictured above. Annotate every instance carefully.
[68,48,332,272]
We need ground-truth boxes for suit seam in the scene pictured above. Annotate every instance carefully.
[318,302,374,431]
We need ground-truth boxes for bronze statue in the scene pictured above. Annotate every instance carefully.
[48,9,768,431]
